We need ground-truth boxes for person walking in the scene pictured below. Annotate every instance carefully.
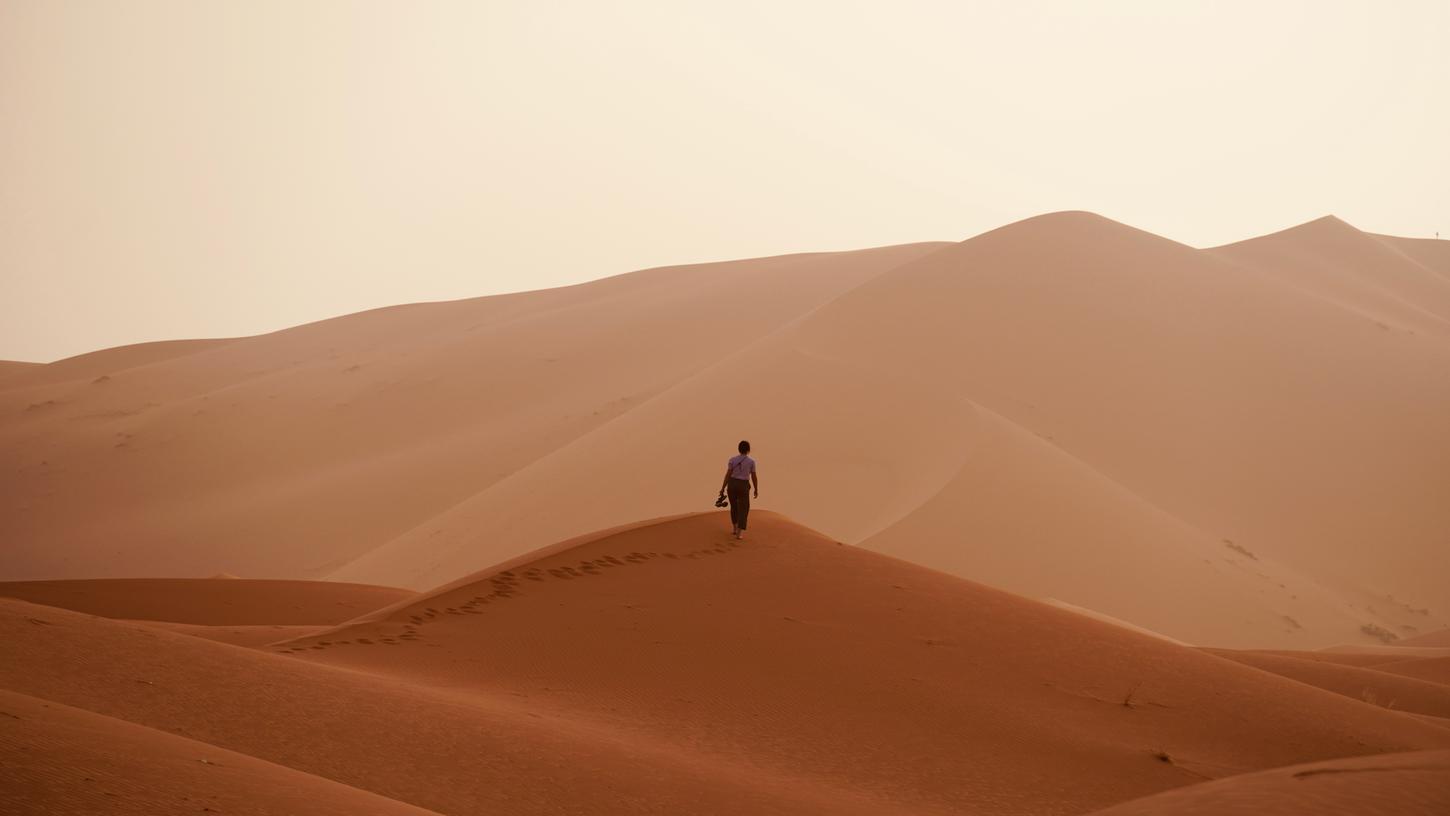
[719,440,758,539]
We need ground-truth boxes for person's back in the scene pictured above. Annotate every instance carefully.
[726,452,755,480]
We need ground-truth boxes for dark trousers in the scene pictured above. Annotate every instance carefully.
[727,477,751,530]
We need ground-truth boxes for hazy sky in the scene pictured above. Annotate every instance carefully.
[2,1,1446,362]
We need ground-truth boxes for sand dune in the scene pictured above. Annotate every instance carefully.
[1402,628,1450,648]
[0,688,440,816]
[6,512,1449,814]
[0,578,414,625]
[0,360,41,384]
[279,513,1450,814]
[1213,216,1450,333]
[3,213,1447,650]
[1374,232,1450,278]
[131,621,332,648]
[0,596,908,816]
[1368,657,1450,688]
[327,213,1450,648]
[1201,648,1450,719]
[0,242,941,582]
[1,339,234,390]
[1083,749,1450,816]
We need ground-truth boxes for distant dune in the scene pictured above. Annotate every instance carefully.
[5,513,1449,816]
[0,578,415,625]
[3,213,1447,651]
[1200,647,1450,719]
[1402,628,1450,648]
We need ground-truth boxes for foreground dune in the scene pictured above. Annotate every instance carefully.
[4,213,1447,650]
[1083,749,1450,816]
[0,597,896,815]
[281,513,1450,814]
[5,513,1450,815]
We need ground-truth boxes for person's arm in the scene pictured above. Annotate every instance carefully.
[720,466,731,496]
[751,467,759,498]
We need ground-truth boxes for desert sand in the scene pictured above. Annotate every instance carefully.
[1083,749,1450,815]
[0,689,442,816]
[1402,629,1450,648]
[6,513,1450,815]
[0,578,415,625]
[4,212,1450,813]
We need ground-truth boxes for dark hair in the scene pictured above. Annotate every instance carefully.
[738,440,751,454]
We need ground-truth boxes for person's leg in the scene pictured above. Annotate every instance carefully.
[737,484,750,537]
[727,479,745,533]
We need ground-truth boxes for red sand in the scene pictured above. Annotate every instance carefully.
[6,512,1450,815]
[0,578,415,625]
[1083,749,1450,816]
[0,688,441,816]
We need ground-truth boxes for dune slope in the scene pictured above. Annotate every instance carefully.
[1201,648,1450,719]
[0,688,440,816]
[0,578,414,625]
[0,597,908,816]
[281,513,1450,815]
[0,242,942,582]
[1083,749,1450,816]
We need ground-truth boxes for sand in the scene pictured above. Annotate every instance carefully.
[0,578,415,625]
[1084,749,1450,815]
[1401,628,1450,648]
[0,688,442,816]
[5,513,1449,815]
[1200,648,1450,718]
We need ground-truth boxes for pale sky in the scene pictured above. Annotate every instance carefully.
[2,1,1446,362]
